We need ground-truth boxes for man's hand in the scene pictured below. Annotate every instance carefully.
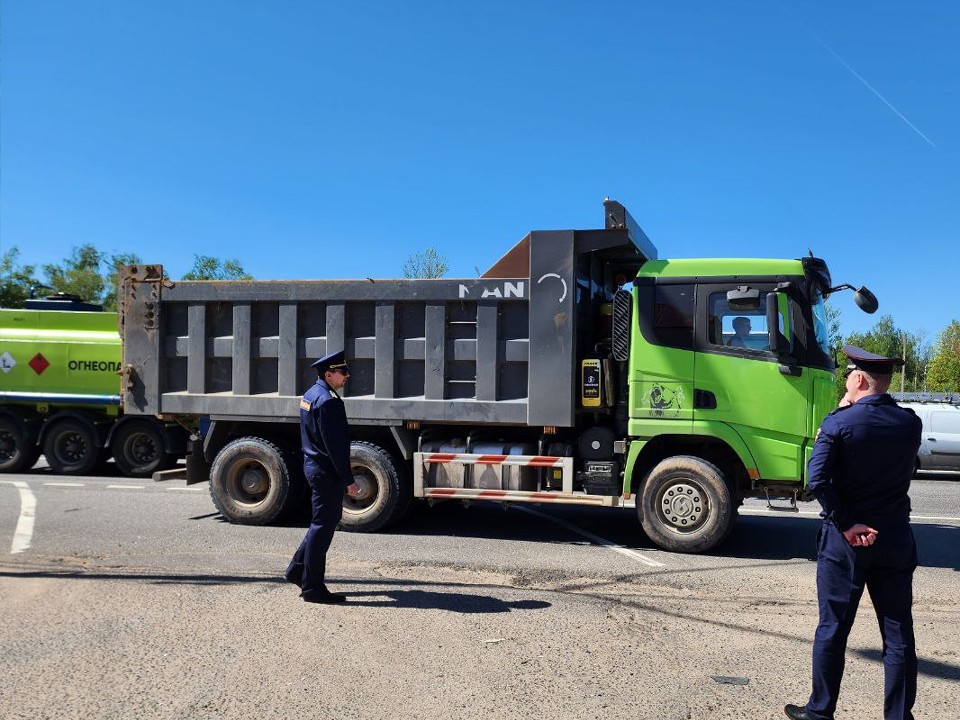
[838,392,854,408]
[345,482,359,498]
[843,523,878,547]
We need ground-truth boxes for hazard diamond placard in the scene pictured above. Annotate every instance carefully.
[29,353,50,375]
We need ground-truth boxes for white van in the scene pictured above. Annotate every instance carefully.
[892,394,960,473]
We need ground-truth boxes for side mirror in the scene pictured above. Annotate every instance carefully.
[853,286,878,314]
[727,285,760,312]
[766,294,788,355]
[827,282,879,314]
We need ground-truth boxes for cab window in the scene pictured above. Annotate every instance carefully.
[707,291,787,352]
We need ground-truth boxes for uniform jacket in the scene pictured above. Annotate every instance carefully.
[807,393,921,531]
[299,378,352,483]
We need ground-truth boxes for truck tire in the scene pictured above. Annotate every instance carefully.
[0,416,41,473]
[340,441,410,532]
[111,420,177,478]
[42,418,101,475]
[209,437,297,525]
[638,455,734,553]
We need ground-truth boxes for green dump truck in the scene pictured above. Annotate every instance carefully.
[117,200,877,552]
[0,294,188,476]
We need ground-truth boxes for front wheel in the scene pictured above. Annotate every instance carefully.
[209,437,298,525]
[638,455,734,553]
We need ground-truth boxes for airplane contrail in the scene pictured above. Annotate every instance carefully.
[780,2,936,148]
[813,35,936,148]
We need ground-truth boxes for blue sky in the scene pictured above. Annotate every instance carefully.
[1,1,957,341]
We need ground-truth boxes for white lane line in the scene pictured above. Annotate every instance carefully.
[515,506,665,567]
[43,482,85,487]
[739,508,960,524]
[165,487,203,492]
[910,514,960,523]
[0,480,37,554]
[106,485,145,490]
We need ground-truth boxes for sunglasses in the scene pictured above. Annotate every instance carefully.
[843,367,858,379]
[330,367,350,375]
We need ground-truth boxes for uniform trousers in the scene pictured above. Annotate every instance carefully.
[807,522,917,720]
[286,470,344,595]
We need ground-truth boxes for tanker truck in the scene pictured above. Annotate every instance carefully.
[117,200,877,553]
[0,294,188,476]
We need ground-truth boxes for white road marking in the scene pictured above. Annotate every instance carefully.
[515,506,665,567]
[739,508,960,524]
[0,480,37,554]
[165,487,203,492]
[106,485,145,490]
[43,482,85,487]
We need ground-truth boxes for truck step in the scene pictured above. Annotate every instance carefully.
[764,488,799,513]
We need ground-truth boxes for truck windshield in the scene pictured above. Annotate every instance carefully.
[811,288,831,357]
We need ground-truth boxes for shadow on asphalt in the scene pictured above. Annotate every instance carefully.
[367,501,960,572]
[0,569,551,615]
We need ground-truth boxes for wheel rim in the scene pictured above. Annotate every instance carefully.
[225,459,270,506]
[122,431,158,466]
[656,479,708,533]
[53,430,90,466]
[343,465,379,514]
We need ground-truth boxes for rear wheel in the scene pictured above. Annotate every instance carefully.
[42,418,100,475]
[0,416,41,473]
[111,420,177,478]
[638,455,734,553]
[340,441,410,532]
[209,437,297,525]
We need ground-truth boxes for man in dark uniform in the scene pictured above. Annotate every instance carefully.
[285,350,356,604]
[786,346,922,720]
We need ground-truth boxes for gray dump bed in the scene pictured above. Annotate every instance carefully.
[119,201,654,429]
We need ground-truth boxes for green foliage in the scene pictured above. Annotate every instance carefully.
[42,244,107,305]
[102,252,143,312]
[926,321,960,392]
[843,314,929,394]
[825,302,847,399]
[0,244,250,309]
[402,247,449,279]
[181,255,252,281]
[0,247,40,308]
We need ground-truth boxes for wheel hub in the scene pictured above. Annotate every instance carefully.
[660,481,706,530]
[129,434,156,463]
[350,473,376,501]
[240,467,268,495]
[62,433,87,461]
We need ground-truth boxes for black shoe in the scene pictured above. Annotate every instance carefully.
[284,568,302,586]
[301,590,347,604]
[784,704,815,720]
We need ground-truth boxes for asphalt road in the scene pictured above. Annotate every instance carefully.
[2,468,959,720]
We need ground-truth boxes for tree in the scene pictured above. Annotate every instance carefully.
[41,244,107,305]
[0,247,40,308]
[402,247,448,279]
[181,255,252,281]
[844,314,928,394]
[102,252,143,312]
[825,302,847,399]
[926,321,960,393]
